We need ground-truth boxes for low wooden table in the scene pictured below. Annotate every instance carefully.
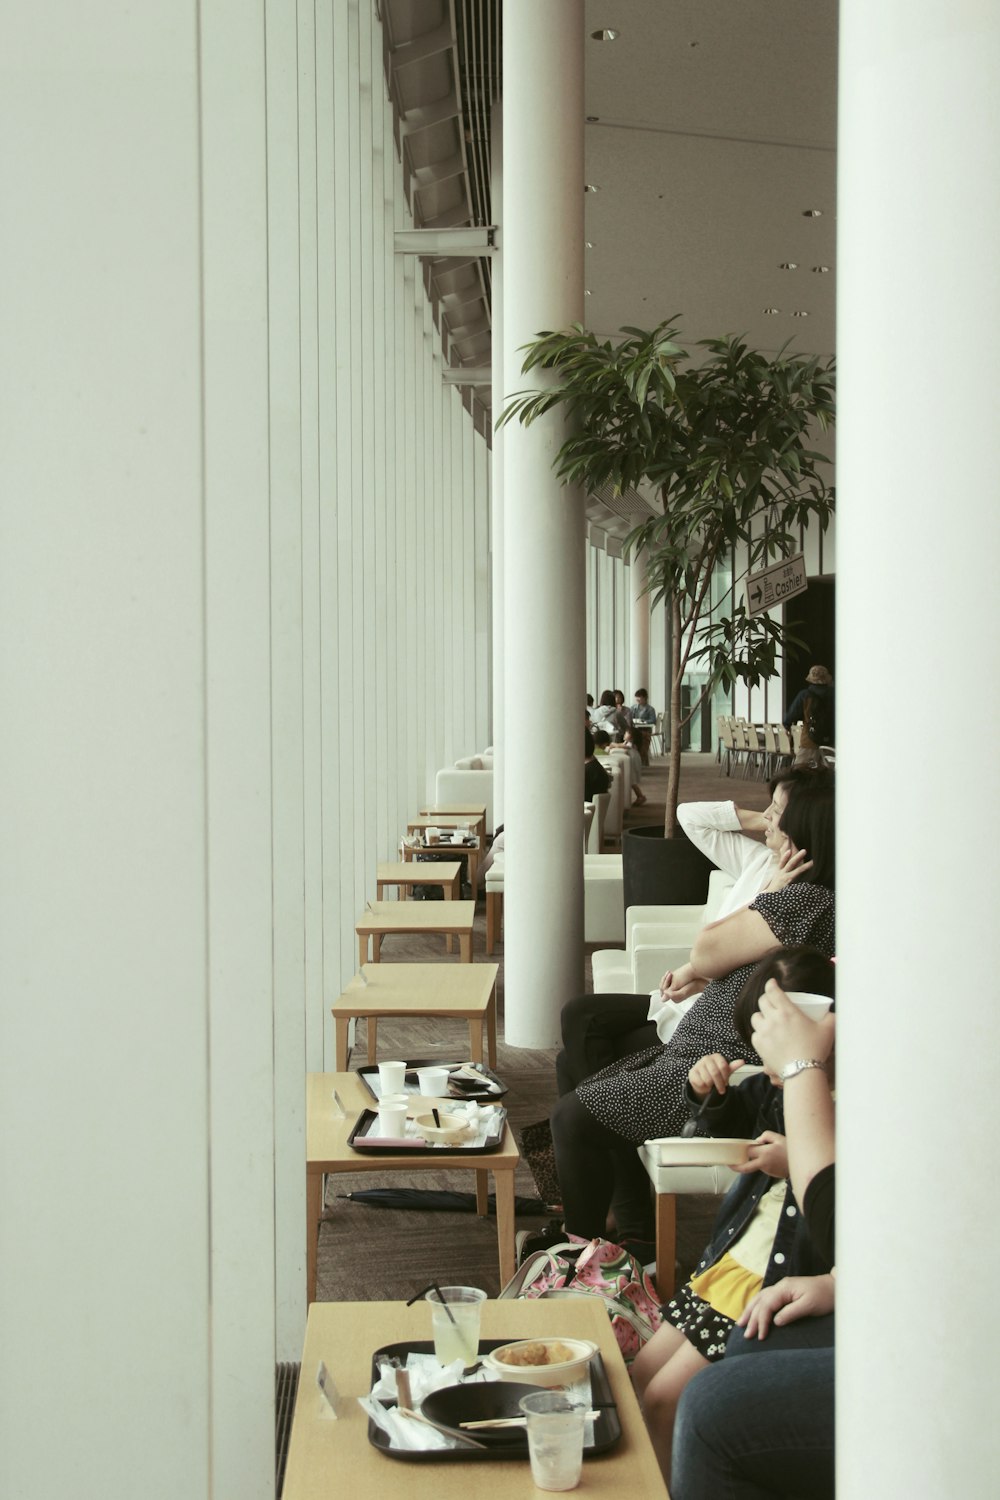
[282,1297,669,1498]
[306,1070,517,1305]
[356,900,476,965]
[418,801,487,844]
[331,961,499,1071]
[405,817,482,889]
[375,859,462,902]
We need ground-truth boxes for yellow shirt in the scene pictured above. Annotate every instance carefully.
[688,1180,786,1321]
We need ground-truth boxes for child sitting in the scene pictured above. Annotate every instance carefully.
[630,945,836,1482]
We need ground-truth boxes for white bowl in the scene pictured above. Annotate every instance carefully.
[484,1337,599,1387]
[784,991,833,1021]
[644,1136,751,1168]
[413,1110,473,1145]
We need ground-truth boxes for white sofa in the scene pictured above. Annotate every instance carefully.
[434,753,495,833]
[583,853,625,943]
[591,869,735,994]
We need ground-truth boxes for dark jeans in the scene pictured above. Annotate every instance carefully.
[551,993,660,1242]
[671,1348,834,1500]
[554,992,657,1095]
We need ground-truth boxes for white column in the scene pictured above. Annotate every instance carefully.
[491,100,506,824]
[838,5,1000,1494]
[501,0,586,1046]
[628,547,650,696]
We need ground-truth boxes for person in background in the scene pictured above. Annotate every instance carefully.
[783,665,834,764]
[631,687,657,764]
[585,729,611,802]
[585,693,595,725]
[590,689,628,738]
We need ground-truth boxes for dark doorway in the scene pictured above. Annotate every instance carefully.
[783,576,835,717]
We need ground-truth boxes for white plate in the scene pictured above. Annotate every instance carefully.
[643,1136,751,1167]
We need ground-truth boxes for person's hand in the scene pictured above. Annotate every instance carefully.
[660,963,706,1002]
[764,842,814,892]
[733,1130,788,1178]
[751,980,835,1075]
[687,1053,746,1100]
[737,1274,836,1339]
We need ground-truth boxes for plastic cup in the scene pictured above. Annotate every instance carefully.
[415,1066,449,1097]
[425,1286,486,1368]
[377,1060,406,1094]
[376,1099,408,1138]
[518,1391,586,1492]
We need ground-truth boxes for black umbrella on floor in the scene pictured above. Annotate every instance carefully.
[337,1188,546,1215]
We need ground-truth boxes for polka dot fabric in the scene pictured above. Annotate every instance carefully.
[575,883,835,1145]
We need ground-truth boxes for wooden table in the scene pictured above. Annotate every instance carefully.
[356,900,476,965]
[418,801,487,844]
[306,1070,518,1305]
[375,859,462,902]
[331,961,499,1071]
[405,817,482,889]
[282,1297,669,1499]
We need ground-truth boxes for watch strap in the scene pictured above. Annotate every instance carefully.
[780,1058,825,1082]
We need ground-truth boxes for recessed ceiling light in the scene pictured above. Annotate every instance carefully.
[585,241,594,249]
[791,310,810,318]
[812,265,831,273]
[802,209,823,218]
[584,183,600,193]
[590,29,620,42]
[585,289,592,297]
[763,308,781,315]
[778,262,798,271]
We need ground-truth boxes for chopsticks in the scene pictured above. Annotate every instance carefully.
[460,1408,603,1430]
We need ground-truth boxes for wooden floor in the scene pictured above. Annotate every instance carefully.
[315,751,773,1302]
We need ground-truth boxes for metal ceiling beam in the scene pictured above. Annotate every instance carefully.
[443,366,491,385]
[389,22,454,71]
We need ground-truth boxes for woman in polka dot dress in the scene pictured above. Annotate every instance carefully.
[549,768,835,1254]
[631,948,837,1482]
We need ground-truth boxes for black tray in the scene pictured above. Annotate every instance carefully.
[367,1339,622,1462]
[358,1059,508,1102]
[347,1106,507,1155]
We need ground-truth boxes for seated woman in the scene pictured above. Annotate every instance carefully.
[549,767,835,1258]
[590,688,629,740]
[555,767,827,1089]
[670,983,836,1500]
[630,947,836,1483]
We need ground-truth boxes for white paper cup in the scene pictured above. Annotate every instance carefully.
[425,1286,486,1368]
[519,1391,586,1491]
[784,991,833,1021]
[415,1066,449,1097]
[377,1060,406,1094]
[376,1100,408,1138]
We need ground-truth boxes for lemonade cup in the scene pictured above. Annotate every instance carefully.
[425,1285,486,1368]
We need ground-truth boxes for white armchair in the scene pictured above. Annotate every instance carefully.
[590,871,734,994]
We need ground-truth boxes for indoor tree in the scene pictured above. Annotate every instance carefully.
[499,321,836,834]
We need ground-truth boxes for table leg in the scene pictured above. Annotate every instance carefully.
[306,1169,323,1305]
[459,932,472,962]
[335,1017,350,1072]
[372,933,383,962]
[442,875,455,953]
[654,1193,677,1302]
[494,1167,516,1287]
[467,1018,483,1066]
[485,891,498,955]
[376,881,385,901]
[366,1016,379,1065]
[485,994,498,1069]
[358,935,367,967]
[475,1168,489,1216]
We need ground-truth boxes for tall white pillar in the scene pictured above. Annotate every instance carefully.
[838,4,1000,1493]
[491,101,506,825]
[629,547,650,696]
[502,0,585,1046]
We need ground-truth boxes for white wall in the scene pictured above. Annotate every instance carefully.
[0,1,491,1495]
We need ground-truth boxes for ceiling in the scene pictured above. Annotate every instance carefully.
[378,0,838,536]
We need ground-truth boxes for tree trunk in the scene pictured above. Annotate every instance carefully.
[665,596,683,836]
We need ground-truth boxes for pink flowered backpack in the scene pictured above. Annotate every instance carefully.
[498,1235,663,1364]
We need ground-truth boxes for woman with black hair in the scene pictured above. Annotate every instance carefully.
[547,768,835,1261]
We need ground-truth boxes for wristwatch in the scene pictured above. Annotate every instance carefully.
[780,1058,826,1082]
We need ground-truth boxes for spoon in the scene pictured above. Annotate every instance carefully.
[680,1089,718,1138]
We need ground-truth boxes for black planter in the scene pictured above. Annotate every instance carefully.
[621,825,716,910]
